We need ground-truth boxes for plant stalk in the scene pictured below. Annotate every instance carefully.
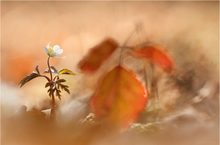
[47,57,53,80]
[47,56,56,120]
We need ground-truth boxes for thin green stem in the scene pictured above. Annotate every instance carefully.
[50,93,56,120]
[47,56,53,80]
[47,56,56,120]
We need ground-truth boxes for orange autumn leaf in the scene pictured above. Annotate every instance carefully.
[90,65,148,128]
[132,46,174,72]
[78,38,118,73]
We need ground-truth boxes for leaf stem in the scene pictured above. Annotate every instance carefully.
[39,75,50,81]
[143,62,149,91]
[119,27,138,65]
[149,63,161,121]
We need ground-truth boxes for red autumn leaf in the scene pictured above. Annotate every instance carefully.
[132,46,174,72]
[90,65,148,128]
[78,38,118,73]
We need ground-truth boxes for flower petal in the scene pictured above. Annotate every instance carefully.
[44,43,63,57]
[46,42,51,49]
[45,47,49,54]
[52,45,63,56]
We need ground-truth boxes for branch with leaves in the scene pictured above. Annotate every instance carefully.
[19,43,75,119]
[77,36,174,129]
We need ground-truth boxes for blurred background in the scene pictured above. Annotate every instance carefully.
[1,1,219,145]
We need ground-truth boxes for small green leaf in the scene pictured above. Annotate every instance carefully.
[56,79,66,84]
[58,69,75,75]
[19,73,39,87]
[48,88,55,97]
[55,89,61,100]
[60,84,69,89]
[63,87,70,94]
[59,83,70,94]
[45,82,50,88]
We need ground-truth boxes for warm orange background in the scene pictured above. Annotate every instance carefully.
[1,2,219,85]
[1,2,219,145]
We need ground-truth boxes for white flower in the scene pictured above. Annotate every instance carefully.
[45,43,63,57]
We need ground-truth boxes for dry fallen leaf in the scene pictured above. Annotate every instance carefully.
[90,65,148,128]
[78,38,118,74]
[132,46,174,72]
